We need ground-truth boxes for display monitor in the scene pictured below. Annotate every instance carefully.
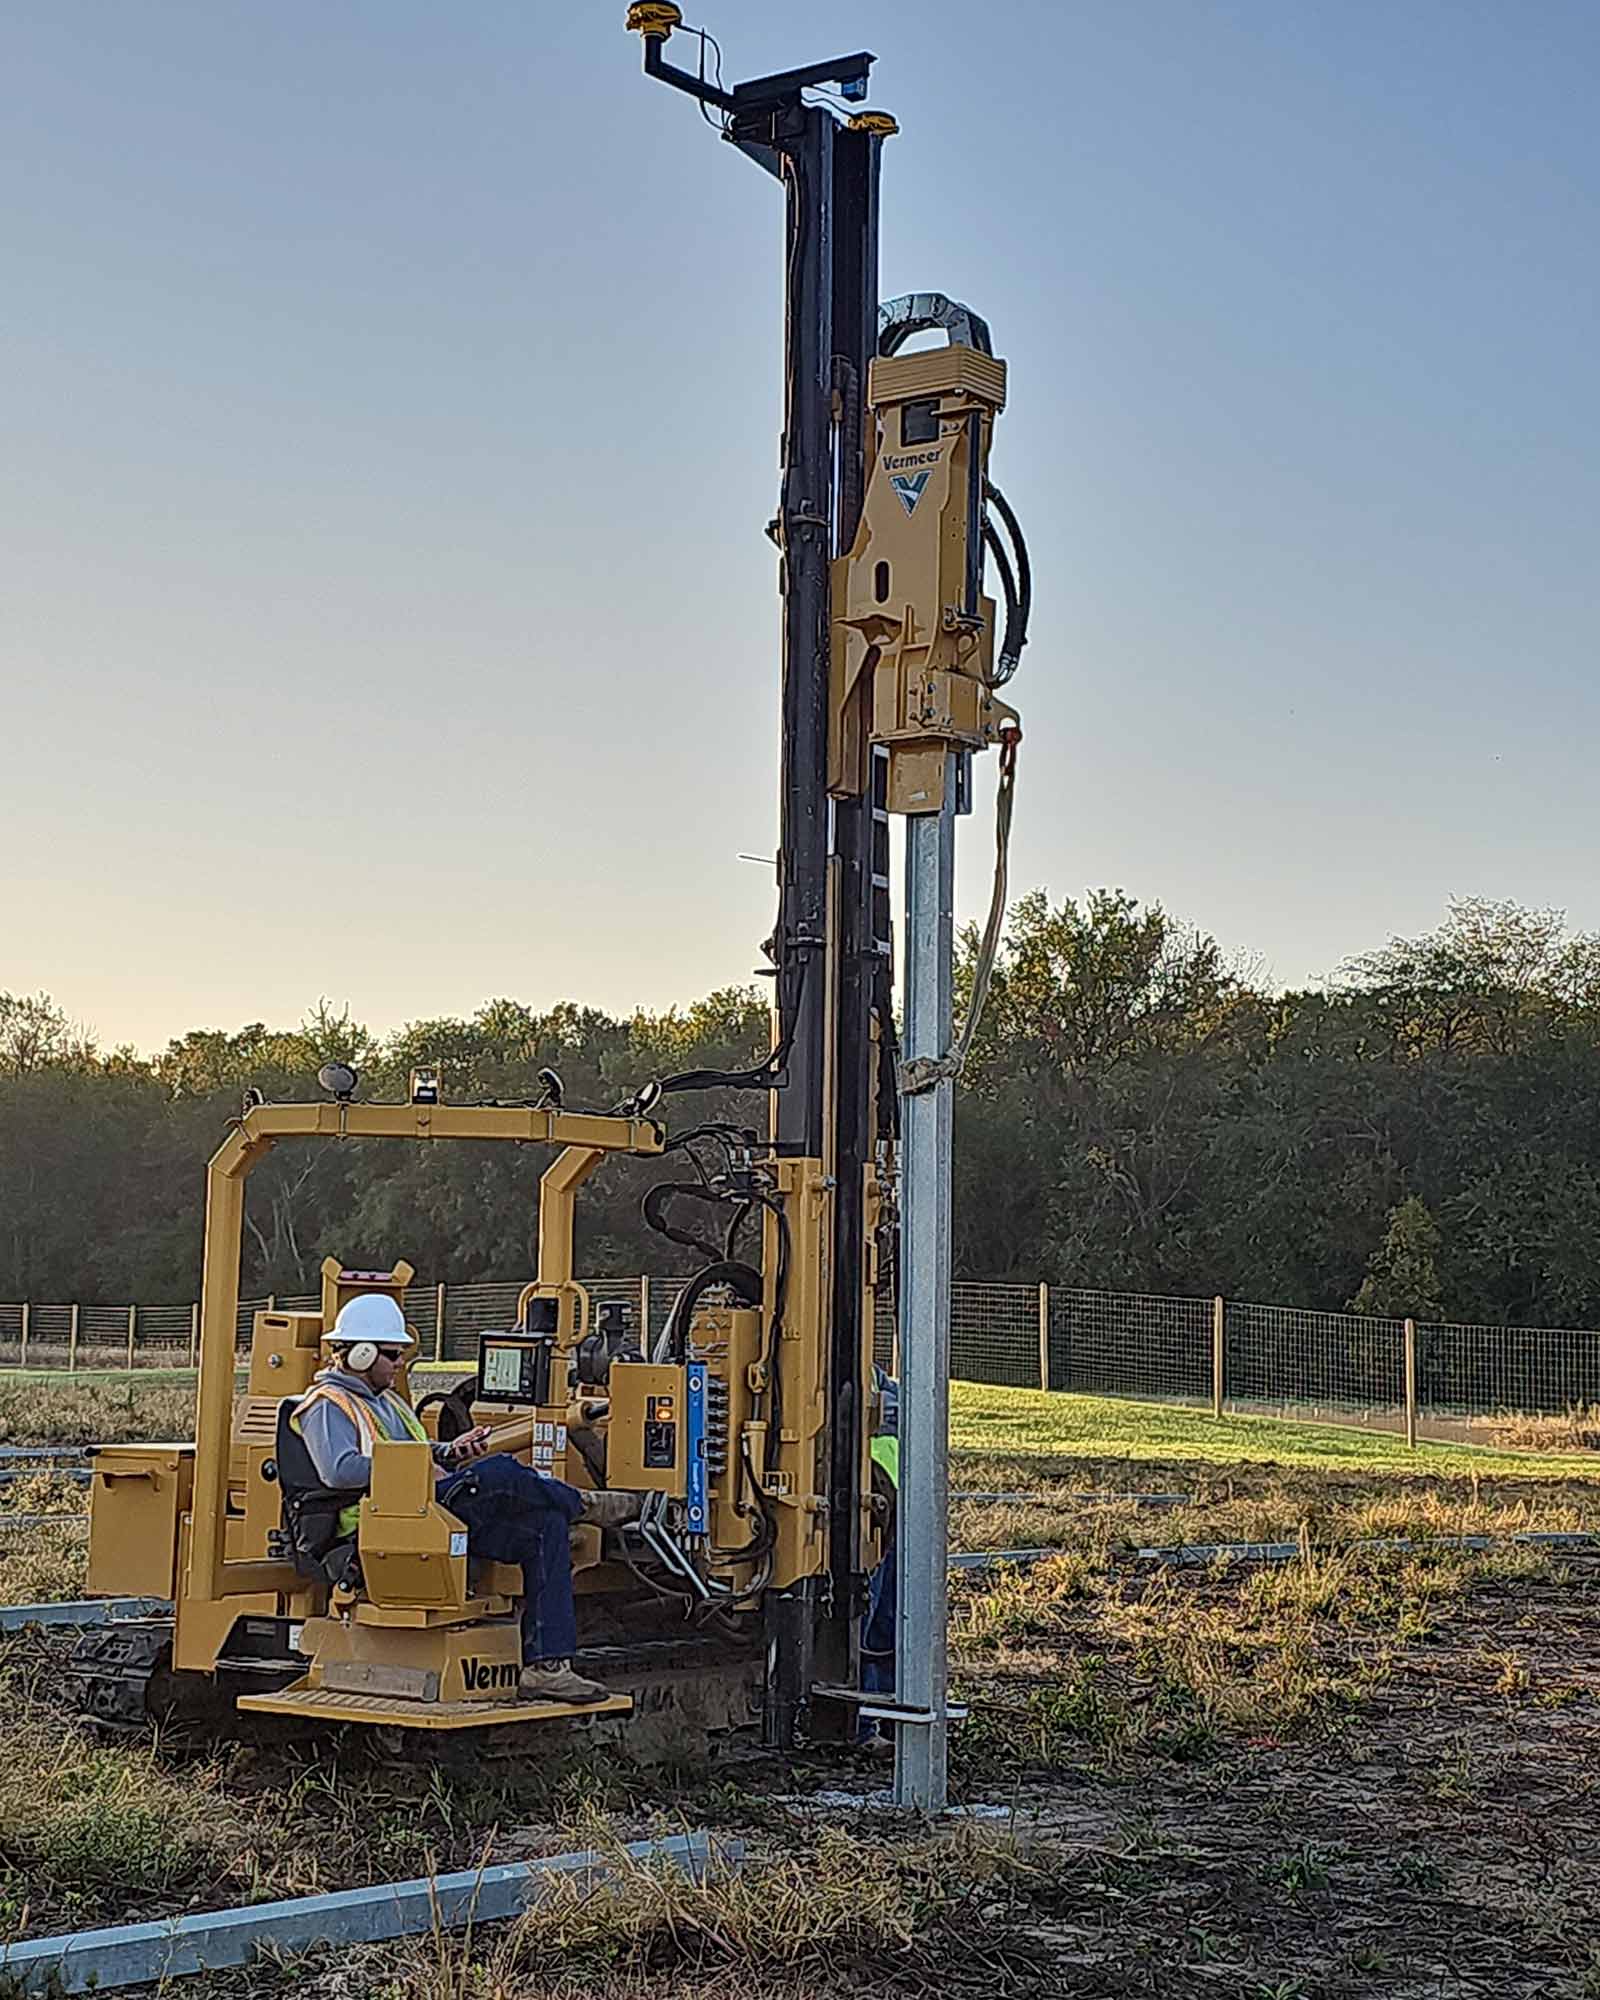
[476,1332,553,1407]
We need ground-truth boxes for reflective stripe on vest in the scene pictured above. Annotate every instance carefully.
[290,1383,429,1537]
[870,1434,900,1488]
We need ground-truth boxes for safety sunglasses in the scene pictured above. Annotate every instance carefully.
[376,1346,407,1362]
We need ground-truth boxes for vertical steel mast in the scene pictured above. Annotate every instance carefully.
[626,7,894,1752]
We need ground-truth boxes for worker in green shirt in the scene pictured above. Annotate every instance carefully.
[860,1366,899,1739]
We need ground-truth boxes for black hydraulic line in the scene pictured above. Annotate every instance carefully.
[984,518,1021,667]
[983,478,1031,680]
[624,957,811,1107]
[963,411,984,621]
[641,1182,729,1262]
[658,1258,763,1363]
[723,1199,754,1258]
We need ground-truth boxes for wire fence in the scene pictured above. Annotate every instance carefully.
[2,1279,1599,1444]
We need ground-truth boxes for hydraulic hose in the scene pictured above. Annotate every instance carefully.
[983,477,1031,684]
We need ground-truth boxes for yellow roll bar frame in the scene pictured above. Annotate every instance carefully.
[189,1101,664,1606]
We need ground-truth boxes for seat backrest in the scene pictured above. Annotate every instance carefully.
[274,1397,335,1498]
[274,1397,352,1576]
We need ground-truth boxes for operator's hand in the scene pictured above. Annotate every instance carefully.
[448,1425,494,1463]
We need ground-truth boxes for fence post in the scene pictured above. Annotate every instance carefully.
[127,1304,137,1370]
[189,1302,200,1369]
[19,1302,28,1372]
[268,1293,277,1312]
[434,1283,446,1364]
[639,1274,651,1342]
[1212,1296,1225,1418]
[1404,1317,1418,1448]
[1037,1283,1050,1391]
[69,1303,80,1374]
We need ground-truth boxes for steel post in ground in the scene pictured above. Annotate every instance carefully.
[895,769,956,1811]
[1404,1318,1418,1447]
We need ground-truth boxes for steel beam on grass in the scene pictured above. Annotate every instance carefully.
[0,1831,740,1995]
[953,1490,1192,1507]
[947,1532,1600,1578]
[0,1596,168,1632]
[1132,1530,1600,1566]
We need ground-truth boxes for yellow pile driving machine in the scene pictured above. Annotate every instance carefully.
[72,10,1030,1769]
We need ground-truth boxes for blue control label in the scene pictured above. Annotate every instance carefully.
[684,1366,708,1533]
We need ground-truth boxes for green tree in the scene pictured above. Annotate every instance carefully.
[0,992,94,1075]
[1351,1195,1445,1320]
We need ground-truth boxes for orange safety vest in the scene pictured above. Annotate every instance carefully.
[291,1382,429,1536]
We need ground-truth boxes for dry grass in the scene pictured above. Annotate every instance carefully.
[0,1377,195,1446]
[951,1534,1572,1767]
[949,1443,1600,1559]
[1491,1402,1600,1453]
[242,1824,1064,2000]
[0,1664,257,1936]
[0,1469,92,1604]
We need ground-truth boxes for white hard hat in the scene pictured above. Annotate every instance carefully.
[328,1292,414,1364]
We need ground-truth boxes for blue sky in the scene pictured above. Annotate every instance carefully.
[4,1,1597,1050]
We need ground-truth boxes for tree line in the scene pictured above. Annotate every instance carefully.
[4,894,1599,1329]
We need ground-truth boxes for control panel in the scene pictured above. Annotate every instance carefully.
[607,1361,688,1494]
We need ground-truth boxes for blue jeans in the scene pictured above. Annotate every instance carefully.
[437,1453,586,1664]
[860,1541,897,1739]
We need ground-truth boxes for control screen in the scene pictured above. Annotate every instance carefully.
[476,1333,552,1406]
[481,1343,526,1397]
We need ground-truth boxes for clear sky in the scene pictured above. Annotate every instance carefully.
[5,1,1598,1053]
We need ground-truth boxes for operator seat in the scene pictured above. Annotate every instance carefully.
[270,1398,361,1592]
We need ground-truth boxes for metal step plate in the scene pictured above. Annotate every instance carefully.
[236,1679,633,1730]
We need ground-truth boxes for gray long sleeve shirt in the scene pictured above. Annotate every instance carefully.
[295,1368,452,1491]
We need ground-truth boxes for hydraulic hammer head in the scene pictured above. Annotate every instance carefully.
[830,336,1019,813]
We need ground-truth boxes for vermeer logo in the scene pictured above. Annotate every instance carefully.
[461,1655,518,1692]
[890,471,931,516]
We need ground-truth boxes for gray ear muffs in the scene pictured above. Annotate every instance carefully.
[343,1340,379,1372]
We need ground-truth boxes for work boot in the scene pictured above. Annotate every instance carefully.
[579,1489,642,1529]
[519,1659,611,1706]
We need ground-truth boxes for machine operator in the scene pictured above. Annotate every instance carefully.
[293,1293,638,1707]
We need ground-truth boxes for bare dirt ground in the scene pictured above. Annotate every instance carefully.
[939,1547,1600,1998]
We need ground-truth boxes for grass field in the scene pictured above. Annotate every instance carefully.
[2,1384,1598,1994]
[950,1380,1600,1479]
[5,1368,1597,1470]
